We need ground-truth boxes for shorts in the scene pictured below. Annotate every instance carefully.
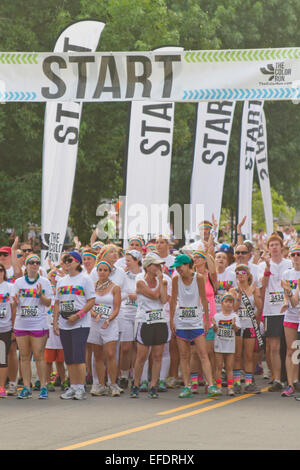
[236,327,256,339]
[0,331,12,367]
[264,315,284,338]
[136,322,170,346]
[14,329,49,338]
[59,327,90,365]
[283,321,298,330]
[176,328,205,342]
[87,320,119,346]
[119,317,135,342]
[44,348,65,363]
[205,327,215,341]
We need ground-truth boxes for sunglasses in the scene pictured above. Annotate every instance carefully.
[291,253,300,257]
[27,260,41,266]
[236,270,248,275]
[0,252,9,257]
[22,249,32,253]
[64,258,74,264]
[235,251,248,255]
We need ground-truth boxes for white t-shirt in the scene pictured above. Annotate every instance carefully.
[13,275,53,331]
[83,266,98,284]
[281,268,300,324]
[226,262,262,288]
[0,281,14,333]
[45,300,63,349]
[115,257,127,271]
[214,312,240,353]
[258,258,292,316]
[55,272,96,330]
[6,266,16,284]
[121,271,140,321]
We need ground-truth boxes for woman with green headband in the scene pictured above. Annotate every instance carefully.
[88,260,121,397]
[13,254,53,399]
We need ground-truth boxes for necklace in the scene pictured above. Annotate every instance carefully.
[25,274,40,285]
[96,279,112,292]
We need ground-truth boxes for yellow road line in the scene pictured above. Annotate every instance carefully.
[59,388,268,451]
[157,398,213,415]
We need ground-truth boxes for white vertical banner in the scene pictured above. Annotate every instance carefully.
[256,110,273,236]
[41,21,105,267]
[189,101,236,239]
[238,100,264,240]
[123,47,183,245]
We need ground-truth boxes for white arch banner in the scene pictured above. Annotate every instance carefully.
[0,48,300,102]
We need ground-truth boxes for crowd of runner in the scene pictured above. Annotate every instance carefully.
[1,219,300,402]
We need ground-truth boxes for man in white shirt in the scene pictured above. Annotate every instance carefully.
[259,234,292,391]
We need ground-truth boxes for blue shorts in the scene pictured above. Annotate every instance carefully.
[205,327,216,341]
[176,329,205,342]
[59,327,90,365]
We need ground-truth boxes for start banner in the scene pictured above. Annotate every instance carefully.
[0,48,300,102]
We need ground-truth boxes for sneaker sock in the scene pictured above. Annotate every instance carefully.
[245,372,253,386]
[227,379,233,389]
[216,378,222,389]
[191,373,198,386]
[121,370,129,379]
[233,369,241,385]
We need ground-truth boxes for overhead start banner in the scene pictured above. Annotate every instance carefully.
[1,47,300,102]
[238,100,264,240]
[123,47,182,244]
[41,21,105,267]
[256,110,273,236]
[190,101,235,239]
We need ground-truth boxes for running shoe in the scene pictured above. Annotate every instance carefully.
[139,380,148,392]
[268,380,283,392]
[254,364,264,375]
[130,385,140,398]
[244,383,261,394]
[207,385,222,398]
[179,386,194,398]
[148,387,159,399]
[118,377,129,390]
[233,383,242,394]
[7,382,17,396]
[191,383,199,394]
[0,387,7,398]
[33,380,40,391]
[91,384,109,396]
[158,380,168,392]
[73,388,87,400]
[116,384,124,394]
[47,382,55,392]
[165,377,178,389]
[110,384,121,397]
[281,385,295,397]
[17,386,32,399]
[293,381,300,392]
[61,379,69,391]
[227,388,235,397]
[39,386,48,399]
[60,387,75,400]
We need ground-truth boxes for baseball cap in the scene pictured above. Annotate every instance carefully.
[142,252,165,268]
[171,254,192,268]
[0,246,11,256]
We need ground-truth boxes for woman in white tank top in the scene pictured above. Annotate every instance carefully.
[169,254,221,398]
[88,260,121,397]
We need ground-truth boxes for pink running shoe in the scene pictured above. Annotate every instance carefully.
[0,387,7,398]
[281,385,294,397]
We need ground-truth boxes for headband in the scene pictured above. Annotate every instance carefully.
[25,254,40,265]
[193,250,207,260]
[198,222,213,229]
[129,237,144,247]
[290,245,300,253]
[82,252,97,260]
[97,260,112,271]
[221,293,235,303]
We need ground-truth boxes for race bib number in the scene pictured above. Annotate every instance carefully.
[145,309,165,324]
[217,320,234,338]
[60,300,75,314]
[125,297,138,307]
[94,304,111,319]
[178,306,199,319]
[239,308,248,319]
[269,291,284,305]
[21,306,38,317]
[0,305,7,319]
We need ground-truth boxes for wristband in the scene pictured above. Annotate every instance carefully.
[78,309,86,319]
[264,271,272,277]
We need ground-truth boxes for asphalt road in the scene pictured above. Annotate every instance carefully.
[1,375,300,451]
